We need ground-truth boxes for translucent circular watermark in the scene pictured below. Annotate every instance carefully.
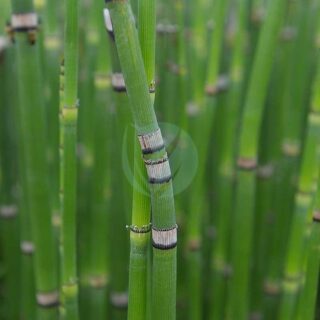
[122,122,198,196]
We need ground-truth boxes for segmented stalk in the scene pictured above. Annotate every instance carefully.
[106,2,177,319]
[127,0,155,317]
[184,0,230,318]
[60,0,80,315]
[210,0,250,318]
[295,36,320,320]
[9,0,59,317]
[226,0,287,318]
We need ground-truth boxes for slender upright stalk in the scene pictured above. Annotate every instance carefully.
[226,0,287,318]
[296,42,320,320]
[60,0,79,315]
[42,0,61,227]
[106,2,177,319]
[278,4,320,316]
[127,0,155,317]
[104,9,131,319]
[9,0,59,316]
[210,0,250,318]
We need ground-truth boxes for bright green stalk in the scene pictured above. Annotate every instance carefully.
[77,0,101,292]
[277,8,320,318]
[249,34,289,318]
[183,0,230,318]
[10,0,59,316]
[278,119,318,320]
[86,65,111,320]
[296,43,320,320]
[296,214,320,320]
[127,0,155,317]
[188,0,209,104]
[82,6,112,318]
[108,95,131,320]
[296,187,320,320]
[76,1,111,318]
[261,3,319,318]
[104,14,131,319]
[127,139,151,320]
[226,0,287,318]
[261,7,301,319]
[43,0,61,228]
[60,0,79,315]
[107,2,177,319]
[269,0,317,292]
[210,0,250,319]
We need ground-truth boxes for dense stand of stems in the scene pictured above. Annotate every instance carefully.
[2,1,320,319]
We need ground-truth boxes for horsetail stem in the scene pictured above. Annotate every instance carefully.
[60,0,80,315]
[9,0,59,316]
[127,0,155,317]
[106,1,177,319]
[227,0,287,318]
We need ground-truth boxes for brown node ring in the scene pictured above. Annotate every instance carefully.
[36,291,59,308]
[237,157,257,171]
[313,210,320,223]
[9,13,39,45]
[205,75,229,96]
[110,292,128,309]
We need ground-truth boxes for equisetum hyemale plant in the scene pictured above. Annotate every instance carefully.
[2,0,320,319]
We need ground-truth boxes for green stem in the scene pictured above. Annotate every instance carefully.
[127,0,155,317]
[227,0,287,318]
[60,0,80,315]
[107,2,177,319]
[10,0,59,315]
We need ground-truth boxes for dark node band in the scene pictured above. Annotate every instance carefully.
[145,155,172,184]
[149,175,172,184]
[138,129,165,155]
[152,225,177,250]
[142,143,165,155]
[152,241,177,250]
[7,14,39,45]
